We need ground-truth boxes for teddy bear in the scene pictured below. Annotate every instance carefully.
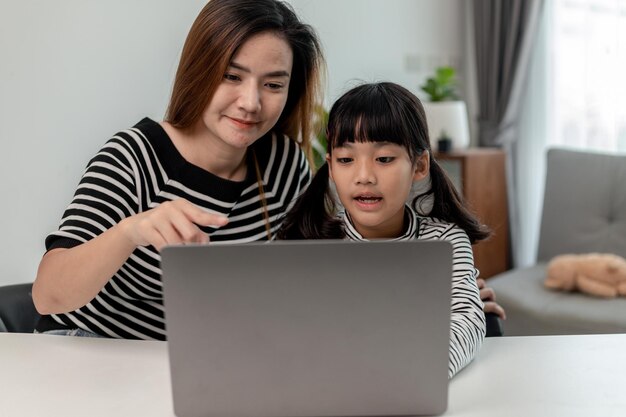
[544,253,626,298]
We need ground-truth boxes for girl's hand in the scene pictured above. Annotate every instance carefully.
[477,278,507,320]
[120,199,229,251]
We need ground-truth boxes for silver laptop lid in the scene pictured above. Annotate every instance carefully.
[162,240,452,417]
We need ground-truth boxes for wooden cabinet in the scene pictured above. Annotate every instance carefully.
[435,148,510,278]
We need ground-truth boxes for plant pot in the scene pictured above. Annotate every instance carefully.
[422,101,470,150]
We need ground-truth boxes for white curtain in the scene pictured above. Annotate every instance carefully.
[514,0,626,266]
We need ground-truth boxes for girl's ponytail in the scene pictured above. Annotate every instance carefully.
[413,155,491,244]
[276,163,344,240]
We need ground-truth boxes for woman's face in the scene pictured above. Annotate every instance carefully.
[200,31,293,152]
[328,141,429,239]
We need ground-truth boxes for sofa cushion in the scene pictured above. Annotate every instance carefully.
[489,263,626,336]
[538,149,626,262]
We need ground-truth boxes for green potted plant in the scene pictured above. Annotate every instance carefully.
[420,66,459,102]
[420,66,470,151]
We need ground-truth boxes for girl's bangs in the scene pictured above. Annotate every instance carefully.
[327,85,417,156]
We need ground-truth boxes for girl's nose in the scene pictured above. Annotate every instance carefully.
[355,160,376,185]
[238,82,261,113]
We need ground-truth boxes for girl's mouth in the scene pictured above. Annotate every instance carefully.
[354,196,382,203]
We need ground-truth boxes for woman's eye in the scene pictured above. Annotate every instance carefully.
[266,82,284,90]
[377,156,395,163]
[336,157,353,164]
[224,73,240,82]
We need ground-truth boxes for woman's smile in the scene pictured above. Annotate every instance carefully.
[226,116,261,130]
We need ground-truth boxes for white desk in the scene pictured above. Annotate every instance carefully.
[1,333,625,416]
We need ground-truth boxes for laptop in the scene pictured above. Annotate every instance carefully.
[161,240,452,417]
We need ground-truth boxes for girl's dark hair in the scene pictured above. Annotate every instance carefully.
[165,0,324,164]
[276,82,490,243]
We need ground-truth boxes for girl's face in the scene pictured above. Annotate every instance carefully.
[199,31,293,154]
[328,141,429,239]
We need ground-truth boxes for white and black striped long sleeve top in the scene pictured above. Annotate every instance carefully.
[341,207,486,378]
[40,118,311,340]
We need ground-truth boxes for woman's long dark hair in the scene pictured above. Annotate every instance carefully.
[276,82,490,243]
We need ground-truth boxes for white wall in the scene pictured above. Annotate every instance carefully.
[286,0,467,104]
[287,0,477,146]
[1,0,466,286]
[0,0,206,285]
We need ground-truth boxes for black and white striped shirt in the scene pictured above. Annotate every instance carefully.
[42,118,311,340]
[341,207,486,378]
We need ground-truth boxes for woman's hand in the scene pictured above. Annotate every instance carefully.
[120,199,229,251]
[33,198,228,314]
[477,278,507,320]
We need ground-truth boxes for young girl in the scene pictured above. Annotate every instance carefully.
[277,82,488,378]
[32,0,324,340]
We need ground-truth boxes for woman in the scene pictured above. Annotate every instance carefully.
[32,0,324,340]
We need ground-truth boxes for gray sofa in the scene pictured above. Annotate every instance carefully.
[489,148,626,335]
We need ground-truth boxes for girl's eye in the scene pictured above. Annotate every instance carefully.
[335,157,353,164]
[224,73,240,82]
[377,156,395,163]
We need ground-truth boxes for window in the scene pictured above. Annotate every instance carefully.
[550,0,626,152]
